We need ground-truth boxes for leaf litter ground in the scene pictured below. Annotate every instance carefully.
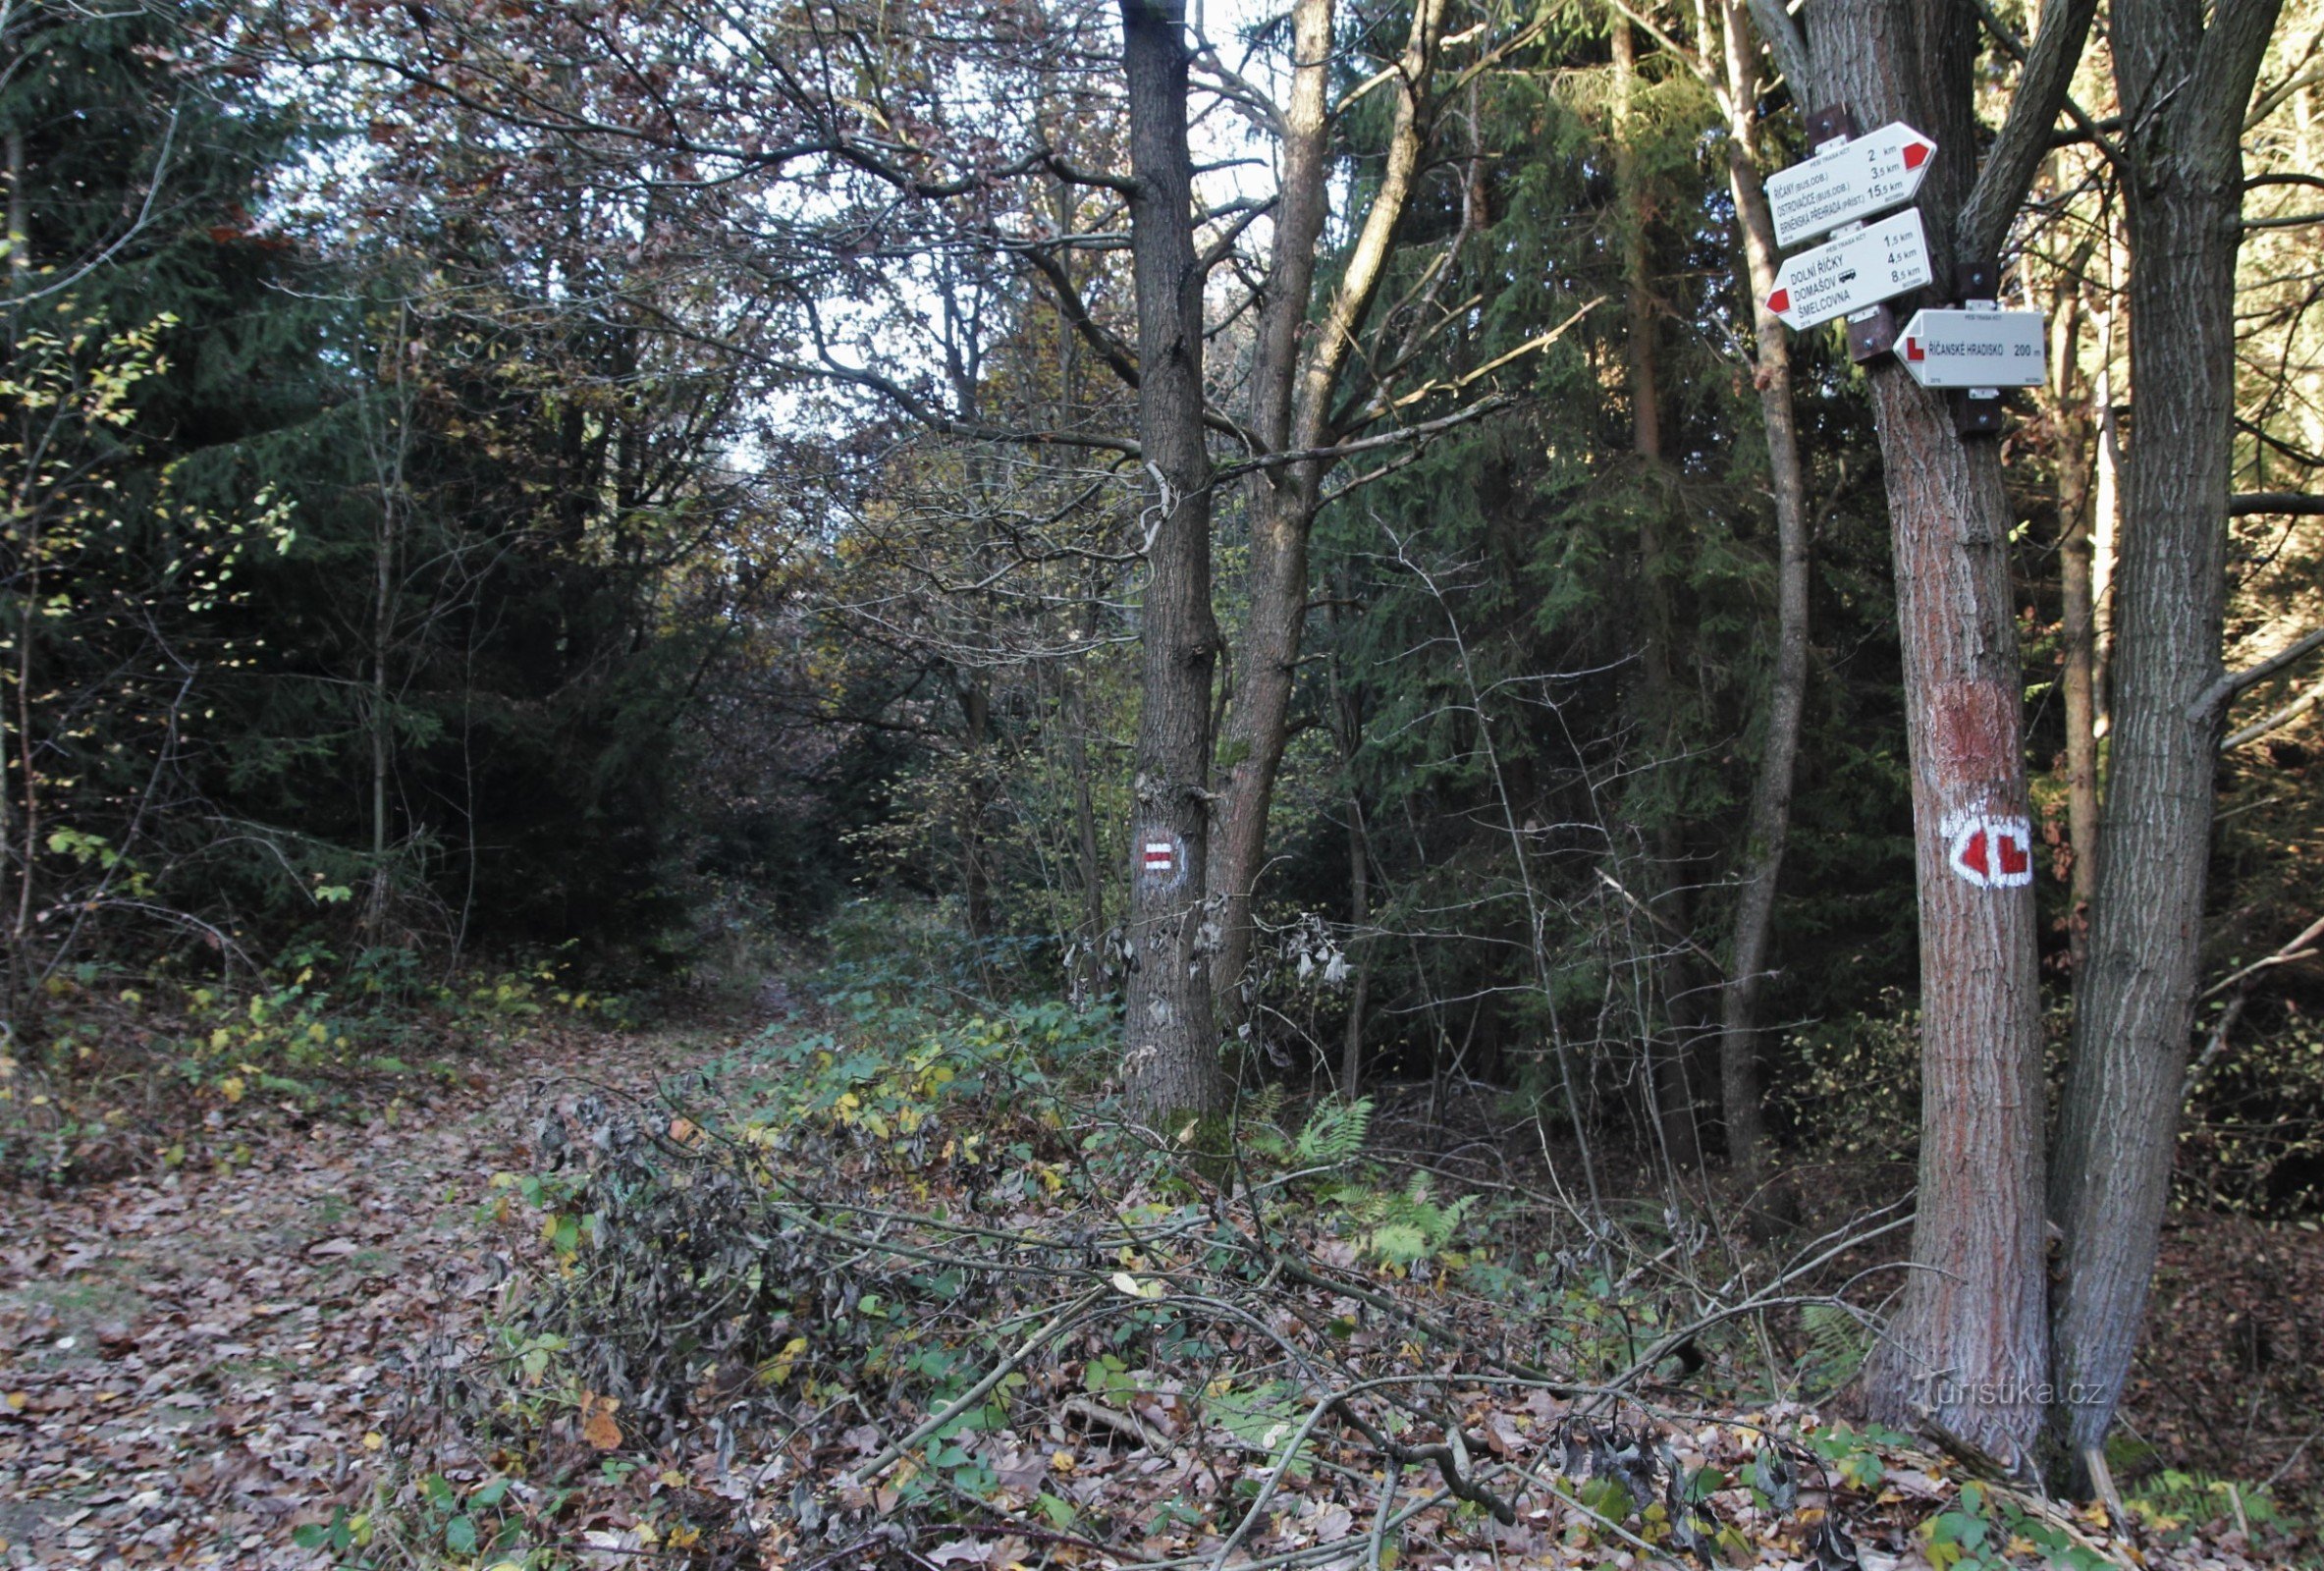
[0,995,2303,1570]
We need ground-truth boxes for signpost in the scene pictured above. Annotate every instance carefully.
[1764,207,1933,331]
[1765,121,1938,248]
[1764,104,2035,422]
[1898,308,2047,389]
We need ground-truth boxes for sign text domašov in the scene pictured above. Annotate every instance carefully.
[1897,307,2047,389]
[1764,121,1937,248]
[1764,208,1932,331]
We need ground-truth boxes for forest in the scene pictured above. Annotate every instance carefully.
[2,0,2322,1566]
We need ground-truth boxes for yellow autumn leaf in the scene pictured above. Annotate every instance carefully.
[218,1075,245,1105]
[770,1334,808,1384]
[579,1389,622,1450]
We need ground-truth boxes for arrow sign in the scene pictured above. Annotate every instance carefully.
[1765,122,1937,248]
[1765,207,1932,331]
[1898,307,2047,388]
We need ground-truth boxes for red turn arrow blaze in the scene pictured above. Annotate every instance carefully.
[1946,813,2033,888]
[1905,336,1924,360]
[1766,287,1790,315]
[1902,139,1932,171]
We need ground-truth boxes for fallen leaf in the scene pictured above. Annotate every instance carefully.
[580,1389,622,1450]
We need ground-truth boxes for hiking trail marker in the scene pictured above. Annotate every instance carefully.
[1945,810,2035,890]
[1899,306,2047,389]
[1137,831,1185,892]
[1765,121,1938,248]
[1764,206,1933,331]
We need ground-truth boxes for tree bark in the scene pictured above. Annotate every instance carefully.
[1710,0,1813,1185]
[1798,0,2091,1470]
[1209,0,1444,1027]
[1609,12,1703,1172]
[1327,619,1372,1096]
[2047,258,2100,968]
[2048,0,2281,1469]
[1118,0,1227,1117]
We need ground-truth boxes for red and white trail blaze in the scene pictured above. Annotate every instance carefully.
[1943,810,2034,889]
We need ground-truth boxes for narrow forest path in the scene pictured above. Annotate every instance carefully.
[0,1017,752,1569]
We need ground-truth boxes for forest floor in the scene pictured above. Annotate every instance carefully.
[0,988,2311,1571]
[0,1005,741,1569]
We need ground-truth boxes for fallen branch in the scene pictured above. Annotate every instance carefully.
[850,1288,1105,1481]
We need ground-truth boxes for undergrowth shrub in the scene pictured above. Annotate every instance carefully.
[0,945,627,1184]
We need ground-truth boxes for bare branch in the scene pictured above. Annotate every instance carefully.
[2189,626,2324,723]
[1743,0,1811,97]
[2221,677,2324,752]
[2229,491,2324,515]
[1959,0,2101,261]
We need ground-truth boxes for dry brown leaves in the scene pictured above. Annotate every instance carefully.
[0,1023,726,1568]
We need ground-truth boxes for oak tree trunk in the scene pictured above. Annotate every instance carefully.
[1802,0,2061,1469]
[2048,0,2281,1468]
[1118,0,1227,1117]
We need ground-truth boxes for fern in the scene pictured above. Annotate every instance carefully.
[1798,1302,1868,1395]
[1331,1169,1477,1268]
[1294,1096,1373,1165]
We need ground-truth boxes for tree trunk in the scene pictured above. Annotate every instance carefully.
[1608,12,1705,1172]
[2048,261,2100,968]
[1801,0,2063,1470]
[1341,786,1371,1096]
[0,131,21,902]
[2048,0,2281,1469]
[1328,628,1372,1096]
[1118,0,1226,1117]
[1711,0,1813,1185]
[957,676,994,945]
[2091,217,2126,742]
[1209,0,1444,1026]
[1064,630,1108,1001]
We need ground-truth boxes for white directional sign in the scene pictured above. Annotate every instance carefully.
[1898,308,2047,388]
[1765,207,1932,331]
[1765,122,1938,248]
